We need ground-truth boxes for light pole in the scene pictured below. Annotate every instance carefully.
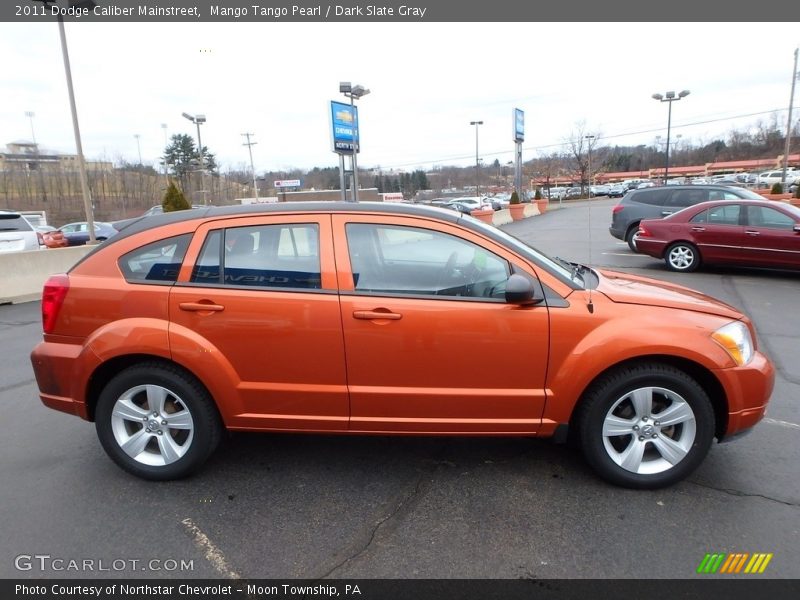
[652,90,690,185]
[25,110,47,203]
[585,134,595,196]
[340,82,370,202]
[182,112,207,205]
[781,47,799,189]
[470,120,483,197]
[160,123,169,185]
[241,133,259,201]
[133,134,142,166]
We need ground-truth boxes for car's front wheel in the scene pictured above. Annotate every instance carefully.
[665,242,700,272]
[95,363,222,480]
[577,363,715,489]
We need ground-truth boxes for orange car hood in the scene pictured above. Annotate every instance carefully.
[596,269,742,319]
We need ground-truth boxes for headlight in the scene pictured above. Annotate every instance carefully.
[712,321,754,366]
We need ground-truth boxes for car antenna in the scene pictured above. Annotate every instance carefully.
[586,135,595,314]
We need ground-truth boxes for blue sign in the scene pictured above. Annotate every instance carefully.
[513,108,524,142]
[330,100,359,153]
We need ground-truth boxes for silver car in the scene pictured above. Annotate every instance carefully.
[0,211,39,253]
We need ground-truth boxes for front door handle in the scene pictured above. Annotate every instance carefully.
[744,230,760,236]
[179,301,225,312]
[353,310,402,321]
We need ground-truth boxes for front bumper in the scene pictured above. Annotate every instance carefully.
[713,351,774,439]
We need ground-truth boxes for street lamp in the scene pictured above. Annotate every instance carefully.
[133,134,142,166]
[585,134,595,196]
[470,120,483,197]
[182,112,208,205]
[340,82,370,202]
[652,90,690,184]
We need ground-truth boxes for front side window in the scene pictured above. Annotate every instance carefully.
[119,234,192,283]
[746,206,795,230]
[190,223,321,289]
[346,223,510,299]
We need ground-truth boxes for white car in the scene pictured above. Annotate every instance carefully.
[0,211,40,253]
[447,196,491,211]
[757,170,797,186]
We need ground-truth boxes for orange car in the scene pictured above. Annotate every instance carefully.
[30,203,774,488]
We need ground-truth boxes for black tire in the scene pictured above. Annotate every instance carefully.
[665,241,700,272]
[95,362,222,480]
[625,225,640,252]
[577,362,715,489]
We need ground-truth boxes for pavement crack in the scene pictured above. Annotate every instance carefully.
[0,379,36,394]
[689,480,799,507]
[317,471,429,579]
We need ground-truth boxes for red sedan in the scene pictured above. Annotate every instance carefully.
[636,199,800,272]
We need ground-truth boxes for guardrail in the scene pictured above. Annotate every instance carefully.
[0,246,93,304]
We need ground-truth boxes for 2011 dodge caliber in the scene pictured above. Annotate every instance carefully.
[30,203,774,488]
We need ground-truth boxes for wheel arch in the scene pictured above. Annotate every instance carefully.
[85,355,221,425]
[569,354,728,441]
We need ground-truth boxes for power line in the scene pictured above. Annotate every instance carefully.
[377,105,799,171]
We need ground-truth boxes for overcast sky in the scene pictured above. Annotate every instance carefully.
[1,22,798,175]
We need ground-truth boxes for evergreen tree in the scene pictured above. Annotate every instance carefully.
[162,180,191,212]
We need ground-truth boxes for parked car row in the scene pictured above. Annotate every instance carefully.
[609,183,800,272]
[0,210,121,252]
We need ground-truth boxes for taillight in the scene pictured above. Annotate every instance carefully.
[612,204,624,214]
[42,274,70,334]
[638,224,651,238]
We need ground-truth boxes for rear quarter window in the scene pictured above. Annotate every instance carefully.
[632,189,670,206]
[118,234,192,283]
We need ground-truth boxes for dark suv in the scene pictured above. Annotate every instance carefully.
[609,185,765,251]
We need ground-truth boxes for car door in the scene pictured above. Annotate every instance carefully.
[169,214,349,431]
[332,213,549,434]
[687,203,745,264]
[741,205,800,268]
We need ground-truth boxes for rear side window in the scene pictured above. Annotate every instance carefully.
[667,189,708,208]
[190,224,321,289]
[632,189,670,206]
[119,234,191,283]
[0,213,34,232]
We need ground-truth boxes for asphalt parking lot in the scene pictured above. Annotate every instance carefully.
[1,197,798,580]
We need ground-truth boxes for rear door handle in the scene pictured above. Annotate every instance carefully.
[353,310,402,321]
[179,301,225,312]
[691,226,706,232]
[661,211,674,216]
[744,230,760,236]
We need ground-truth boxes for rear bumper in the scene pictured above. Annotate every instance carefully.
[608,226,625,241]
[713,351,774,439]
[633,237,668,259]
[30,340,93,420]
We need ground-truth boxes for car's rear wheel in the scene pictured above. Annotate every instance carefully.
[95,363,222,480]
[577,363,715,489]
[625,225,639,252]
[665,242,700,272]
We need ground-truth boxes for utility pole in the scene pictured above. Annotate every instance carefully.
[241,133,259,201]
[781,47,799,188]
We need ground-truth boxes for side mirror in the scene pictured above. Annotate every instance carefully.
[505,273,544,306]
